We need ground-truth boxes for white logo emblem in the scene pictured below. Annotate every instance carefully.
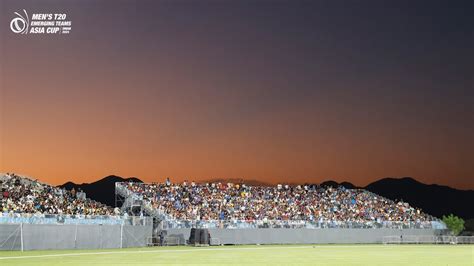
[10,10,29,34]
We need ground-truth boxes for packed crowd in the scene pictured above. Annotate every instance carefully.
[123,180,434,224]
[0,173,118,216]
[0,172,436,226]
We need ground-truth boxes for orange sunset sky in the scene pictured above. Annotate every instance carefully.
[1,1,473,189]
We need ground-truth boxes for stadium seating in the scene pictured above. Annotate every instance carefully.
[0,173,118,217]
[121,181,437,228]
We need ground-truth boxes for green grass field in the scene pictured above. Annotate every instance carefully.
[0,245,472,265]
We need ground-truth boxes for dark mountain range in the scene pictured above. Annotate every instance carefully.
[309,177,473,219]
[319,180,356,189]
[61,176,473,219]
[365,177,473,220]
[61,175,142,207]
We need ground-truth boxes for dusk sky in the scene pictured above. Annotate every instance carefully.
[0,0,473,189]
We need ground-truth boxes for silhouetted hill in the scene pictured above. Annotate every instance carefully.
[364,177,474,219]
[319,180,356,189]
[340,182,356,189]
[60,175,142,207]
[319,180,339,187]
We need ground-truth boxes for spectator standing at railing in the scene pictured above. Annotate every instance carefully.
[159,230,167,246]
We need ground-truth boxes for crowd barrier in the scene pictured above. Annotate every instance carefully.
[0,214,153,250]
[0,223,153,250]
[383,235,474,244]
[164,228,446,245]
[160,219,446,230]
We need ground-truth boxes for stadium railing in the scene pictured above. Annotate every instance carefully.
[160,219,446,230]
[383,235,474,244]
[0,212,152,226]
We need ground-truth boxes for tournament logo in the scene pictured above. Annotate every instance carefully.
[10,9,29,34]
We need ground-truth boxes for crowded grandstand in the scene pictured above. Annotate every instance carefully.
[0,173,117,215]
[0,172,462,251]
[0,173,123,225]
[1,172,444,230]
[119,180,441,229]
